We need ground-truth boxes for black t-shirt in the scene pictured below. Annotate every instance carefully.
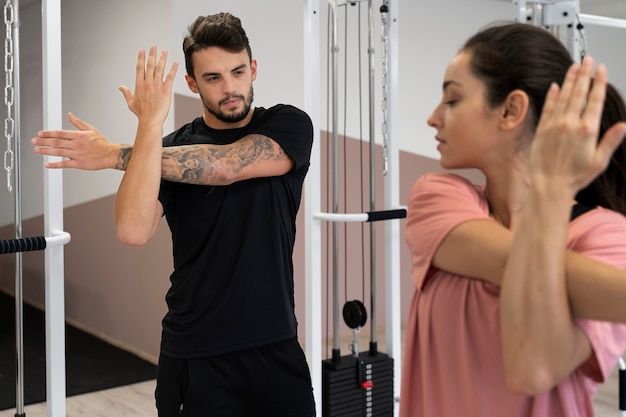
[158,104,313,358]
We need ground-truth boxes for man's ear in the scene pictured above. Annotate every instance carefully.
[250,59,258,82]
[185,74,199,94]
[500,89,530,131]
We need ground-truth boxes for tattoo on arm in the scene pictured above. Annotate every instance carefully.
[160,134,289,185]
[116,146,133,171]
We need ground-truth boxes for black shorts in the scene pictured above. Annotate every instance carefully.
[155,338,316,417]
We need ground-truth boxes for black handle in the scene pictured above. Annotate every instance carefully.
[0,236,47,254]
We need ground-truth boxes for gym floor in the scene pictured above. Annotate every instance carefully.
[0,361,623,417]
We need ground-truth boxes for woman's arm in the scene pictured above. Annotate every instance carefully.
[500,185,589,395]
[434,217,626,323]
[499,58,626,394]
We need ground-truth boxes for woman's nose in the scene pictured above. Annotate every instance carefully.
[427,109,439,128]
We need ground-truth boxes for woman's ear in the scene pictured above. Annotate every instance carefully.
[500,89,530,131]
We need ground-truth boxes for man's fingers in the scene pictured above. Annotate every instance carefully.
[32,136,77,159]
[165,62,178,85]
[155,49,169,79]
[146,45,158,78]
[43,160,70,169]
[43,158,84,170]
[119,85,133,106]
[34,143,69,157]
[136,48,146,83]
[67,112,96,132]
[34,130,77,142]
[34,114,99,141]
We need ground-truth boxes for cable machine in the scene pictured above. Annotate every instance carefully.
[312,1,404,415]
[1,0,69,416]
[513,0,587,62]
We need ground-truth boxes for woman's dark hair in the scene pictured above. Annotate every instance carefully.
[182,12,252,79]
[462,22,573,131]
[463,22,626,215]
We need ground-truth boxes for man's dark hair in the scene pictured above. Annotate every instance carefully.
[183,12,252,79]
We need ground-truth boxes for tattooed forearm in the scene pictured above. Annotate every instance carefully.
[115,146,133,171]
[160,134,290,185]
[161,146,214,184]
[236,135,285,170]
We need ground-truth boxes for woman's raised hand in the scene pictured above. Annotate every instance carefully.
[530,56,626,197]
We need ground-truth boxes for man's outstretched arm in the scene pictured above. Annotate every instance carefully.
[33,113,294,185]
[32,112,132,171]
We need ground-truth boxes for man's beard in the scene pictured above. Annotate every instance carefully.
[203,86,254,124]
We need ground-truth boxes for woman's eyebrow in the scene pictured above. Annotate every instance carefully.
[442,80,462,91]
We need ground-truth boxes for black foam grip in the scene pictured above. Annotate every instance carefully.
[366,209,407,222]
[619,369,626,411]
[0,236,47,254]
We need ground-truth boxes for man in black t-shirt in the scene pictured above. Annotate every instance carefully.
[33,13,315,417]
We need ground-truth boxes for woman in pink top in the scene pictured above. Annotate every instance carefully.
[401,22,626,417]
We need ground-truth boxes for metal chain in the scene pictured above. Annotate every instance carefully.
[380,2,389,176]
[3,0,15,193]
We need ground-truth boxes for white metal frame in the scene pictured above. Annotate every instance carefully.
[514,0,584,62]
[383,2,401,409]
[5,1,68,416]
[304,1,402,415]
[42,1,67,417]
[303,2,323,417]
[580,13,626,30]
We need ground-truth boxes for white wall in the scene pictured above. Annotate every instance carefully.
[57,0,174,206]
[582,19,626,96]
[398,0,514,159]
[172,0,307,111]
[1,0,625,225]
[0,0,173,229]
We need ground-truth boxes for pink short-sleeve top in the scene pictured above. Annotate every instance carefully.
[400,173,626,417]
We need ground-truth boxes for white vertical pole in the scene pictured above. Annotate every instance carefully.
[42,0,66,416]
[12,0,25,414]
[383,0,401,414]
[304,1,322,416]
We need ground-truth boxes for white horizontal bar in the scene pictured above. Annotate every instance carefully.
[313,206,407,222]
[580,13,626,30]
[46,231,71,247]
[314,212,369,222]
